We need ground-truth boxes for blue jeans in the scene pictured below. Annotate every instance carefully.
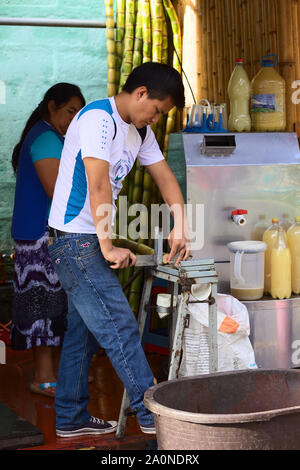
[48,232,154,428]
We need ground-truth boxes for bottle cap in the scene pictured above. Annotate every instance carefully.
[262,59,273,67]
[272,218,279,223]
[295,216,300,222]
[236,59,243,64]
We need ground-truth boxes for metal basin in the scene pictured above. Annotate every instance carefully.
[144,369,300,450]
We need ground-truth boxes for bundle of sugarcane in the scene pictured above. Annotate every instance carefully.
[104,0,183,314]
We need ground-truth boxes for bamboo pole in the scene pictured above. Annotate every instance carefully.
[291,0,300,130]
[256,0,264,63]
[241,0,251,78]
[267,0,277,59]
[227,0,234,72]
[199,0,208,100]
[209,0,218,102]
[205,0,213,101]
[215,0,224,102]
[249,0,259,74]
[247,0,254,79]
[222,0,231,110]
[234,0,241,60]
[277,0,296,132]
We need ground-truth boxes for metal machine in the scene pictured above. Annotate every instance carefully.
[167,131,300,369]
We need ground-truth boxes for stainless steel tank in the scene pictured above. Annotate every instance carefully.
[167,131,300,368]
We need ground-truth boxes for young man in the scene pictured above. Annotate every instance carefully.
[48,62,190,437]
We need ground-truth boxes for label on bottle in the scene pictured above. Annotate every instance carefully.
[251,94,275,112]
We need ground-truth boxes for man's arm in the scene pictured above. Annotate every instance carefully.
[146,159,190,265]
[83,157,136,269]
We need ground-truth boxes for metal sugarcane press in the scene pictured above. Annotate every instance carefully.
[116,229,218,438]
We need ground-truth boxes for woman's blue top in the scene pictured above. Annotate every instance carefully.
[11,120,64,240]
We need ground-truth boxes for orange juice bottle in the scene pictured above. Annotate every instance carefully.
[262,218,280,294]
[287,216,300,294]
[270,227,291,299]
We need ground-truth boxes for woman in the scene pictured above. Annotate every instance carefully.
[11,83,85,397]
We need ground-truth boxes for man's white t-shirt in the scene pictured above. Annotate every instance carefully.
[49,97,164,233]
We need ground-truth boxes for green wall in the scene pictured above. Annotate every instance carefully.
[0,0,108,254]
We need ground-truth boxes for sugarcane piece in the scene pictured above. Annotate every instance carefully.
[113,234,155,255]
[105,0,118,96]
[119,0,136,91]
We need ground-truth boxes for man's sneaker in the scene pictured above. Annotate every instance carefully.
[140,423,156,435]
[56,416,118,437]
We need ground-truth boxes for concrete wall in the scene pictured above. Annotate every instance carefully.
[0,0,108,254]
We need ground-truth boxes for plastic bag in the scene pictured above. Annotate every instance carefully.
[178,293,257,377]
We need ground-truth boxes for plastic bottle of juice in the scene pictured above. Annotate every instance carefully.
[228,59,251,132]
[262,218,287,294]
[287,216,300,294]
[250,54,286,131]
[270,227,291,299]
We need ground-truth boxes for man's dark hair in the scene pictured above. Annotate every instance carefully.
[122,62,185,109]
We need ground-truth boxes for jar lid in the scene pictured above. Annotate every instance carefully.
[227,241,267,253]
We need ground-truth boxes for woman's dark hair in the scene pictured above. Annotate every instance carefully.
[122,62,185,109]
[11,82,85,174]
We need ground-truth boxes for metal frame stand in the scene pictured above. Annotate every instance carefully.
[116,256,218,438]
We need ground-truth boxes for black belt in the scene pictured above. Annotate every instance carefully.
[49,227,71,238]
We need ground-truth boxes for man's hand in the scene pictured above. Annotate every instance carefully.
[102,246,136,270]
[167,228,190,266]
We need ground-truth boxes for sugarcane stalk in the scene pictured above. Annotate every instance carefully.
[142,0,152,62]
[162,5,169,64]
[105,0,118,96]
[162,0,182,159]
[115,0,126,90]
[150,0,163,63]
[119,0,136,91]
[133,0,143,68]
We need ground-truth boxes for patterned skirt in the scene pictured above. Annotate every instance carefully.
[11,229,68,350]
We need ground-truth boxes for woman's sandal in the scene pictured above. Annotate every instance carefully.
[30,382,56,398]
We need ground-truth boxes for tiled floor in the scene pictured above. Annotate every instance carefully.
[0,347,166,450]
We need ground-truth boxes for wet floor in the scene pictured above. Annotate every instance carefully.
[0,347,166,450]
